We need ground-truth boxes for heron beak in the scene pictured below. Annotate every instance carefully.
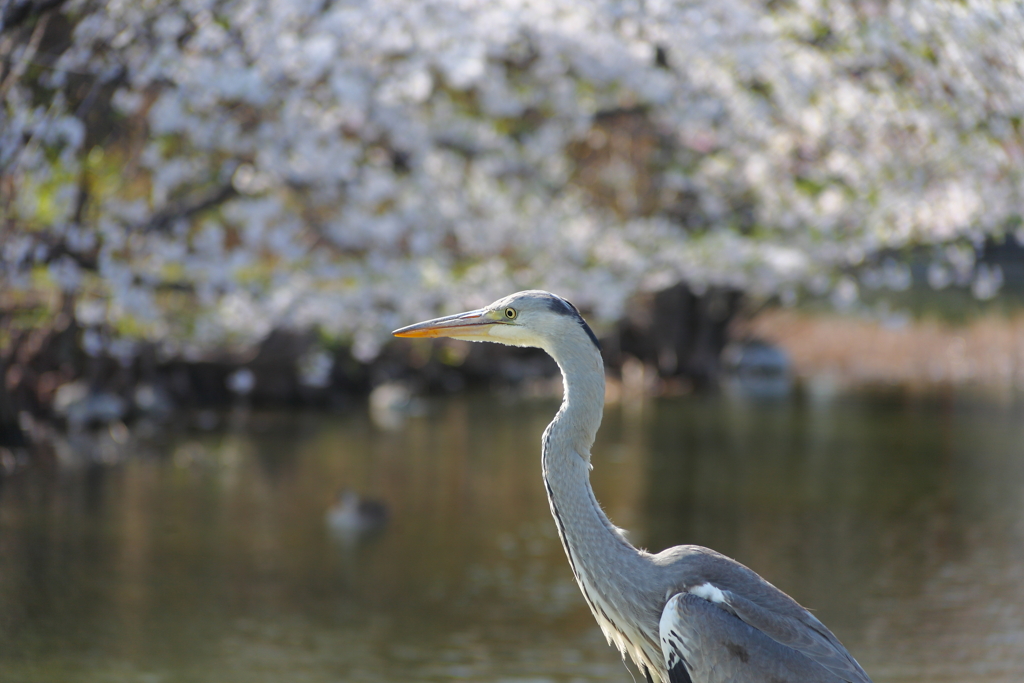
[393,309,500,340]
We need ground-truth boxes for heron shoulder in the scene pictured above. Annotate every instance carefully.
[652,544,807,615]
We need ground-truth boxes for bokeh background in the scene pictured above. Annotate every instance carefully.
[2,1,1024,682]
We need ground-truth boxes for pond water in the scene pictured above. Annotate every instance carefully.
[1,390,1023,683]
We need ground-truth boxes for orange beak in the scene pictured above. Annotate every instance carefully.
[392,308,498,340]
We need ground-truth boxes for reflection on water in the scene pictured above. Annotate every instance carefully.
[1,392,1023,682]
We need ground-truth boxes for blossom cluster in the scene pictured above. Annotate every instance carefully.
[2,0,1021,359]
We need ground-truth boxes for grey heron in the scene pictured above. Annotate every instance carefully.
[394,290,872,683]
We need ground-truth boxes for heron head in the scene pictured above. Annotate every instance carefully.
[393,290,600,353]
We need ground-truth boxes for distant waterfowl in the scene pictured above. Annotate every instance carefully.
[326,489,390,542]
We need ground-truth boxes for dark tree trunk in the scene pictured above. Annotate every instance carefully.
[608,283,743,387]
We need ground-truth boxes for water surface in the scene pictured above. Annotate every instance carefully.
[1,391,1023,682]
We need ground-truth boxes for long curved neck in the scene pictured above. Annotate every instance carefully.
[540,330,663,677]
[545,337,605,464]
[541,334,643,589]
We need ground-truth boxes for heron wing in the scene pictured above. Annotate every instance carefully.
[654,547,872,683]
[715,587,872,683]
[660,593,859,683]
[659,595,695,683]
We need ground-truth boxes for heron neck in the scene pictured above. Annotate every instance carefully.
[545,338,605,462]
[542,338,643,583]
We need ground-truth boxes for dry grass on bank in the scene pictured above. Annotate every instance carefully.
[742,310,1024,392]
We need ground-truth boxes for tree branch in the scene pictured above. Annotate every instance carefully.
[0,0,65,36]
[144,183,239,233]
[0,7,48,99]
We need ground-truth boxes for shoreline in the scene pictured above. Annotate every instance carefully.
[741,309,1024,396]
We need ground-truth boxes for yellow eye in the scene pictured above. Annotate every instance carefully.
[504,307,517,319]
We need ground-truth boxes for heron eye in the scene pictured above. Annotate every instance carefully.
[504,307,517,320]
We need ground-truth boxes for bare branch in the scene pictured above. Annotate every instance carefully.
[0,0,65,36]
[0,7,48,99]
[144,183,239,233]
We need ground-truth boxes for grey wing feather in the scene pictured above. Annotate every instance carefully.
[656,547,872,683]
[717,588,872,683]
[660,593,863,683]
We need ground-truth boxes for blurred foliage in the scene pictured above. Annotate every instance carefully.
[1,0,1022,366]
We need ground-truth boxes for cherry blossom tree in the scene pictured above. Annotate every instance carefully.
[2,0,1022,363]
